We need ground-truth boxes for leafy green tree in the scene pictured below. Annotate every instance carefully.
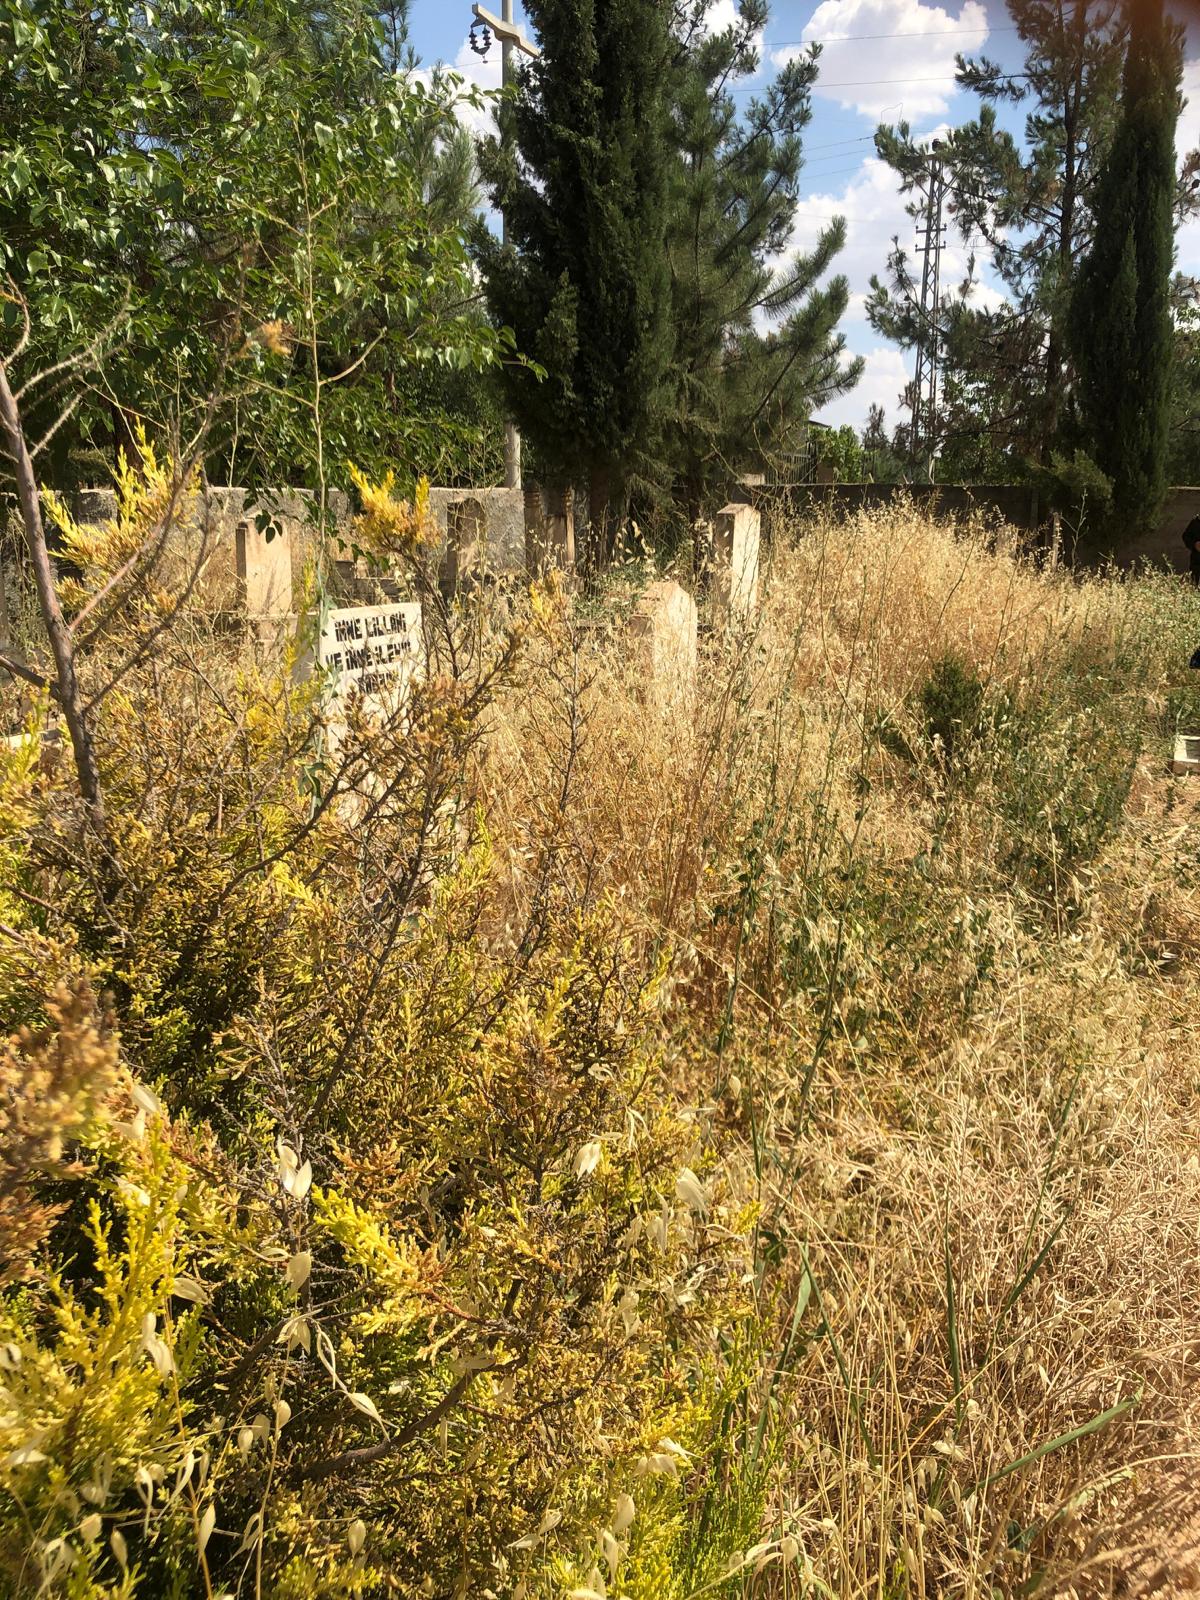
[475,0,675,555]
[860,404,905,483]
[818,424,865,482]
[870,0,1200,482]
[0,0,500,494]
[665,0,860,518]
[1069,0,1180,534]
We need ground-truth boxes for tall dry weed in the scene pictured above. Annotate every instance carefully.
[483,502,1200,1596]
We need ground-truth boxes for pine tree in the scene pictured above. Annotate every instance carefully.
[1069,0,1181,533]
[475,0,674,553]
[665,0,860,518]
[868,0,1130,470]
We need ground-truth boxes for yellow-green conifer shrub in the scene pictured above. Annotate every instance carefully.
[0,465,754,1597]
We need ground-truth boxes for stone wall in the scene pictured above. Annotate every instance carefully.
[67,486,340,609]
[759,482,1044,535]
[1108,486,1200,574]
[25,476,1200,601]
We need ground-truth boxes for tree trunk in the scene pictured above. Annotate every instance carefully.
[0,358,107,835]
[588,461,612,570]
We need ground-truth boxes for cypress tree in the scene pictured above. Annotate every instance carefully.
[475,0,674,555]
[1069,0,1180,532]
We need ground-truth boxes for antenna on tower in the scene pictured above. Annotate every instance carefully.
[911,142,946,479]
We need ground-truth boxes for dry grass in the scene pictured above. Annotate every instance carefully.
[480,502,1200,1597]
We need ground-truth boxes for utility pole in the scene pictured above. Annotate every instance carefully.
[469,2,538,489]
[911,142,946,479]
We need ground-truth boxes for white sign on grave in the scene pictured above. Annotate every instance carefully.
[317,602,422,714]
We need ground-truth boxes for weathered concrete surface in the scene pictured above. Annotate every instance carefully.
[426,486,525,576]
[523,486,575,574]
[67,486,333,610]
[628,580,697,706]
[440,497,489,592]
[1112,487,1200,575]
[236,518,292,616]
[712,503,760,625]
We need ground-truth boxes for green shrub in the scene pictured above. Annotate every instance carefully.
[918,653,988,767]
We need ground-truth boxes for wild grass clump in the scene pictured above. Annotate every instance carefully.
[1,492,1198,1597]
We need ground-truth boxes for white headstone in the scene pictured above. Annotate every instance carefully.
[1171,732,1200,775]
[236,517,293,619]
[317,602,422,718]
[628,580,697,707]
[712,503,760,625]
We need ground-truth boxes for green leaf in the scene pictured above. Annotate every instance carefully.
[981,1394,1141,1488]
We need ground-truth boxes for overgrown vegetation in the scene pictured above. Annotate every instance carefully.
[1,493,1198,1596]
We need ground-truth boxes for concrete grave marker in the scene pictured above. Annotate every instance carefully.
[441,497,488,593]
[523,486,546,574]
[526,487,574,575]
[317,602,422,718]
[1171,733,1200,775]
[628,580,697,707]
[711,503,760,626]
[236,518,292,620]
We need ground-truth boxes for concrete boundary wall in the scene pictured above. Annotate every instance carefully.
[755,483,1044,537]
[753,482,1200,575]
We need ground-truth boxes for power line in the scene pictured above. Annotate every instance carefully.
[799,161,885,181]
[801,134,875,152]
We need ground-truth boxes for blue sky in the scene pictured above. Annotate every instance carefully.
[407,0,1200,431]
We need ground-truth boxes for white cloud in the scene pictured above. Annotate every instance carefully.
[772,0,988,120]
[790,152,1009,427]
[1159,56,1200,277]
[792,151,1004,307]
[817,344,909,427]
[792,153,924,297]
[701,0,742,36]
[449,35,504,137]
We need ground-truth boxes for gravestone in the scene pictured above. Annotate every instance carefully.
[67,487,308,620]
[1171,733,1200,775]
[426,486,525,575]
[523,486,546,574]
[317,602,422,720]
[628,580,697,707]
[236,518,292,622]
[526,487,574,575]
[711,503,760,626]
[441,497,488,593]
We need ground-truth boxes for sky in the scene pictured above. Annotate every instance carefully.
[408,0,1200,432]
